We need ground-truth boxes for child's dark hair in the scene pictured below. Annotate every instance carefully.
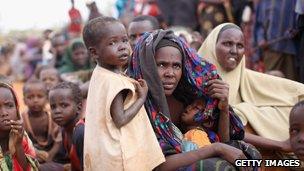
[23,78,47,96]
[50,82,82,105]
[291,100,304,115]
[83,16,119,48]
[131,15,160,30]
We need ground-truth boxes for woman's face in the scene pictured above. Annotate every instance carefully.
[215,28,245,72]
[155,46,182,96]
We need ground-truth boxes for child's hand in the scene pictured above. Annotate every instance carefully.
[10,120,24,146]
[134,79,148,101]
[207,79,229,110]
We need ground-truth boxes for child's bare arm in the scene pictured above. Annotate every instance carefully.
[46,141,61,161]
[208,79,230,142]
[110,79,148,128]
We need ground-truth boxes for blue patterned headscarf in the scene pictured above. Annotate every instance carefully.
[128,29,244,155]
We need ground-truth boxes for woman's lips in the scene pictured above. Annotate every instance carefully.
[163,83,175,90]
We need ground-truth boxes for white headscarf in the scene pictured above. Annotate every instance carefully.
[198,23,304,141]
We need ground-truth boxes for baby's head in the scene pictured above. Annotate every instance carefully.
[181,99,205,126]
[83,16,131,68]
[289,100,304,161]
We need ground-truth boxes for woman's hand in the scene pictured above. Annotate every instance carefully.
[10,120,24,146]
[213,142,247,164]
[279,139,292,152]
[207,79,229,110]
[134,79,148,101]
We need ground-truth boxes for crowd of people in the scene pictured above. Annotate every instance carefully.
[0,0,304,171]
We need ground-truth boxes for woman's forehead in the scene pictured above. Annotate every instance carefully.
[218,28,243,41]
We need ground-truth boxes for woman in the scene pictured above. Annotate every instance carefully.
[198,23,304,153]
[128,30,261,170]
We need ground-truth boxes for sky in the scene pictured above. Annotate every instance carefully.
[0,0,97,33]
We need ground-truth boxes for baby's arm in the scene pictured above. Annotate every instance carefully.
[110,79,148,128]
[207,79,230,142]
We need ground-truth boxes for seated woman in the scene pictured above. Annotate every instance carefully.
[198,23,304,155]
[128,29,261,170]
[0,81,39,171]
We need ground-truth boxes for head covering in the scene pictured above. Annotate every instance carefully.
[59,38,92,74]
[0,82,21,155]
[198,23,304,141]
[128,29,244,155]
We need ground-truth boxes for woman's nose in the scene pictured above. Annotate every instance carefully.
[164,68,174,77]
[298,131,304,143]
[230,45,237,54]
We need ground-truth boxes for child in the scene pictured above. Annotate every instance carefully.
[181,97,230,148]
[181,99,211,148]
[290,100,304,161]
[39,67,61,92]
[49,82,84,171]
[0,81,39,170]
[22,79,61,163]
[82,16,165,170]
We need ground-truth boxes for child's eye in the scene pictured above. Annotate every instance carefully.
[109,41,115,45]
[290,128,299,135]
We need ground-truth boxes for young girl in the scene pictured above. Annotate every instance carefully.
[49,82,84,171]
[82,16,165,170]
[0,81,39,170]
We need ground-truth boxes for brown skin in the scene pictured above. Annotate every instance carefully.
[128,20,155,50]
[216,27,292,152]
[216,28,245,72]
[71,46,89,68]
[88,22,148,128]
[0,87,29,170]
[49,88,81,152]
[88,22,131,73]
[289,107,304,161]
[40,68,60,91]
[23,82,60,162]
[154,45,247,170]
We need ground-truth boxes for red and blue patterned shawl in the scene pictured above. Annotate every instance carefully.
[127,30,244,156]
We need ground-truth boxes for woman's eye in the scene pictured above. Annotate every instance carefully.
[122,38,129,43]
[109,41,115,45]
[223,42,232,46]
[157,63,165,68]
[237,44,244,49]
[173,64,181,69]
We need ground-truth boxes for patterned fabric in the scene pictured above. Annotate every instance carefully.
[128,29,244,156]
[0,82,40,171]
